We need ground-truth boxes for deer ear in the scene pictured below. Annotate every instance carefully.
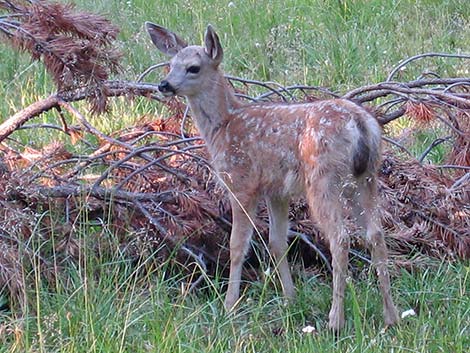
[204,25,223,65]
[146,22,188,57]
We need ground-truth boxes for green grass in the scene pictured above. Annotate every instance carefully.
[0,0,469,352]
[1,0,469,126]
[0,244,469,352]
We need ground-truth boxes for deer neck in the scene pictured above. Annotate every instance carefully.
[186,72,241,145]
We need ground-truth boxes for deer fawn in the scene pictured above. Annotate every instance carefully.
[146,22,399,331]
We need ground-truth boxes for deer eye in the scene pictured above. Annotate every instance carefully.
[187,65,200,74]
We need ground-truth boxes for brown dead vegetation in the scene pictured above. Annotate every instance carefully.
[0,0,469,309]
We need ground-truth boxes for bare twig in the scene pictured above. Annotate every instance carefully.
[386,52,470,82]
[418,136,452,163]
[288,230,332,273]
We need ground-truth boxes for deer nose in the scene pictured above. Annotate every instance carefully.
[158,80,175,94]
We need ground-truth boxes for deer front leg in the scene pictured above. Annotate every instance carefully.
[266,196,295,300]
[224,196,257,311]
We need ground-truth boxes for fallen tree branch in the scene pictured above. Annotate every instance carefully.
[0,81,163,143]
[36,184,179,204]
[0,95,60,142]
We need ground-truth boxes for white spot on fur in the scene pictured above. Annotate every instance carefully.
[320,116,332,126]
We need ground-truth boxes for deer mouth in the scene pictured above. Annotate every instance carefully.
[160,90,176,97]
[158,80,177,96]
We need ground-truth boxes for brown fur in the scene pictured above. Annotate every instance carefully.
[146,22,399,331]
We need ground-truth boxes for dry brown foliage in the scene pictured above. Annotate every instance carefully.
[0,0,121,113]
[380,152,469,260]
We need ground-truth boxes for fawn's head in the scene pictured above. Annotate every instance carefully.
[146,22,224,97]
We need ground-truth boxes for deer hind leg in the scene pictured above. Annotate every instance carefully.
[307,179,350,331]
[327,219,350,331]
[224,195,257,311]
[266,196,295,300]
[358,175,399,327]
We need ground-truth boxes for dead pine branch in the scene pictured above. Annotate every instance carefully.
[0,0,122,112]
[0,81,163,143]
[0,95,61,142]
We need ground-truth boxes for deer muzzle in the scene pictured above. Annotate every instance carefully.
[158,80,176,96]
